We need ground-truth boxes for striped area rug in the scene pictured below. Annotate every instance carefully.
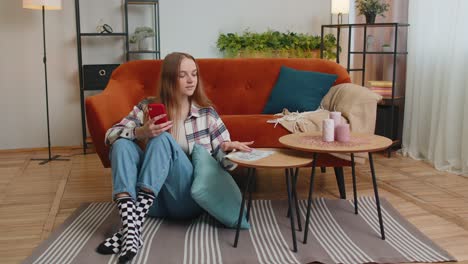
[23,198,455,264]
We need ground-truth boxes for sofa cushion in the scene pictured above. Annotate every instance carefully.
[262,66,338,114]
[191,144,250,229]
[221,114,288,148]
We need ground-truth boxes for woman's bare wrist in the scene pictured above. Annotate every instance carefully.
[221,141,232,152]
[134,127,146,141]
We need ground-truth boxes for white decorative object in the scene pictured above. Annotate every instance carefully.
[329,111,342,127]
[23,0,61,10]
[331,0,350,24]
[130,26,155,51]
[129,43,138,52]
[322,119,335,142]
[138,38,151,51]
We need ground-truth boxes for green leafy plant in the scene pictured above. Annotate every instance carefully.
[129,26,155,44]
[355,0,390,23]
[322,34,339,60]
[216,30,338,60]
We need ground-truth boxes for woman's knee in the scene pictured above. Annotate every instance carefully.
[146,132,176,150]
[111,139,141,160]
[113,138,137,150]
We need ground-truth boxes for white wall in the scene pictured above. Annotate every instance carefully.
[0,0,330,150]
[160,0,330,57]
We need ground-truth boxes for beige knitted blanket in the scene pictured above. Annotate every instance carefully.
[270,83,382,164]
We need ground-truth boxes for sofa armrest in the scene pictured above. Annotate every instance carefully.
[85,79,146,168]
[321,83,382,134]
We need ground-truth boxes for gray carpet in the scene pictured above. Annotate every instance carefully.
[23,197,455,264]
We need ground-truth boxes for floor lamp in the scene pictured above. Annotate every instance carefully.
[331,0,350,24]
[23,0,69,165]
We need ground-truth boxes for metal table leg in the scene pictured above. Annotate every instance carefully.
[368,153,385,240]
[303,152,317,244]
[246,168,255,222]
[285,168,298,252]
[351,153,358,214]
[291,168,302,231]
[286,172,291,217]
[234,167,254,247]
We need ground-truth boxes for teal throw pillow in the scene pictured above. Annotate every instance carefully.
[262,66,338,114]
[191,144,250,229]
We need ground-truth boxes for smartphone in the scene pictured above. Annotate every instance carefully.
[148,103,168,125]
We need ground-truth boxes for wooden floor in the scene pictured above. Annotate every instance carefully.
[1,147,468,264]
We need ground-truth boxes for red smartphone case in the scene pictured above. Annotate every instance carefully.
[148,103,168,125]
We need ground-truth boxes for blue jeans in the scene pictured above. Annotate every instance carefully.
[110,132,203,219]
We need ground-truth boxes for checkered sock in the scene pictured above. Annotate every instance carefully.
[118,191,155,263]
[115,197,139,263]
[134,190,155,242]
[96,191,155,256]
[96,230,123,255]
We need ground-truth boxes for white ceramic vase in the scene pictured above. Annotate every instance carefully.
[138,38,152,51]
[129,43,138,51]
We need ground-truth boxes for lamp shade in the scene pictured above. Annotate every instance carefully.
[23,0,62,10]
[331,0,349,14]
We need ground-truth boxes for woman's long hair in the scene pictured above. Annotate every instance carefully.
[157,52,212,136]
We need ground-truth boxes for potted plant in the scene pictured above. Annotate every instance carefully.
[381,43,392,52]
[216,30,338,60]
[129,34,139,51]
[130,26,155,50]
[216,33,242,57]
[355,0,390,24]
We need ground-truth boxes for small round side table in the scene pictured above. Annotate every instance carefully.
[279,132,392,243]
[227,148,313,252]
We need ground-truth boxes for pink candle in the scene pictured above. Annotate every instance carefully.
[335,123,351,142]
[329,111,342,128]
[322,119,335,142]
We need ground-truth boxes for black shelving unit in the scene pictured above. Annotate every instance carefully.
[80,33,127,36]
[124,0,160,61]
[75,0,160,153]
[320,23,409,155]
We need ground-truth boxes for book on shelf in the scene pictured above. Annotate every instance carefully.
[369,86,392,97]
[367,80,392,88]
[367,80,393,98]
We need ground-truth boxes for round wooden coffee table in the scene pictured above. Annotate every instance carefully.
[227,148,313,252]
[279,132,392,243]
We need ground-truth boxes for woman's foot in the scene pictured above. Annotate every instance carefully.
[96,230,144,255]
[116,197,139,262]
[116,191,155,262]
[96,231,122,254]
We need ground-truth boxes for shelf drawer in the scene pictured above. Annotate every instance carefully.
[376,105,399,140]
[82,64,120,90]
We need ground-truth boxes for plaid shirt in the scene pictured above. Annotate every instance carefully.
[105,98,236,170]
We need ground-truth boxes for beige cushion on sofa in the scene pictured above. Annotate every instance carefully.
[321,83,382,134]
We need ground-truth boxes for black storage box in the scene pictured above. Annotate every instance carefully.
[82,64,120,90]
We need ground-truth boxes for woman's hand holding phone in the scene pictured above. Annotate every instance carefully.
[137,114,173,139]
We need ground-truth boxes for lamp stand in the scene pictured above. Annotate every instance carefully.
[337,12,343,24]
[31,6,69,165]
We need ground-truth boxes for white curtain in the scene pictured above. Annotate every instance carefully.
[403,0,468,175]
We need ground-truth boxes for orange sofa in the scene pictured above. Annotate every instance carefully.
[86,58,353,197]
